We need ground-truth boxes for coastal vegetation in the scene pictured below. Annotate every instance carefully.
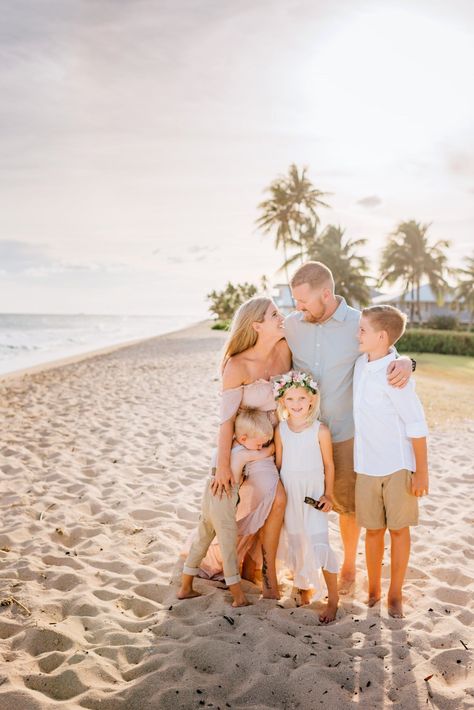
[208,165,473,350]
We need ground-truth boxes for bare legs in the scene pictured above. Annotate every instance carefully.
[365,528,384,606]
[177,573,202,600]
[338,513,360,593]
[319,570,339,623]
[259,481,286,599]
[364,526,410,617]
[388,527,410,618]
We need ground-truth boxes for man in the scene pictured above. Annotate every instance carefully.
[284,262,413,592]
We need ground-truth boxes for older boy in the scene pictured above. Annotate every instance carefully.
[354,305,428,617]
[178,408,274,607]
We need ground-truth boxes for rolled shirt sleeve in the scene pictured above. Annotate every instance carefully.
[385,381,429,438]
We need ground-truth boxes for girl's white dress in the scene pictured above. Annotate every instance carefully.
[278,419,339,598]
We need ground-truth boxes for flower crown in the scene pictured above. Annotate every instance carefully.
[273,370,319,400]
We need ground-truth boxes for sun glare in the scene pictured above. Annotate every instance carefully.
[306,7,473,167]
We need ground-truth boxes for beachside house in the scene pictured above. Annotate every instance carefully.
[273,283,294,315]
[372,284,469,325]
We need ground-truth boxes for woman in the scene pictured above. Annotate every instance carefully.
[199,296,291,598]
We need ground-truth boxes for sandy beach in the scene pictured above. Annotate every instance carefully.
[0,322,473,710]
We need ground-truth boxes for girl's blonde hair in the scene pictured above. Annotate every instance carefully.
[277,384,320,426]
[221,296,273,372]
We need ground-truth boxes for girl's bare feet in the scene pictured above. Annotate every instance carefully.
[319,598,338,623]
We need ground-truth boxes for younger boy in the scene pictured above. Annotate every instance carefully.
[178,408,274,607]
[354,305,428,618]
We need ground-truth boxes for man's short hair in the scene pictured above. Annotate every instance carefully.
[290,261,335,291]
[234,408,273,441]
[362,305,407,345]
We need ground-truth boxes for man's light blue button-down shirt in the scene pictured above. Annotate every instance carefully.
[284,297,361,443]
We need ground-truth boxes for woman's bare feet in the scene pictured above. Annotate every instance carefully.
[298,588,313,606]
[319,597,338,623]
[261,588,280,600]
[388,595,404,618]
[241,556,260,586]
[231,596,251,608]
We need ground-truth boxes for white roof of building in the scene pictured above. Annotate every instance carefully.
[373,284,454,304]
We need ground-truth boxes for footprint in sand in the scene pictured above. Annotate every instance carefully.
[23,668,88,701]
[13,627,73,656]
[37,651,66,673]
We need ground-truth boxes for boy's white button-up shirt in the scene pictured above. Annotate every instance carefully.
[353,351,428,476]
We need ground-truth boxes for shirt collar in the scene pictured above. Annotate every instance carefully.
[363,350,396,372]
[330,296,348,322]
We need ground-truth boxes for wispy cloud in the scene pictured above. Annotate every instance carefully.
[356,195,383,209]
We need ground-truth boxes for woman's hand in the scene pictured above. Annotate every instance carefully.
[318,494,333,512]
[210,466,234,498]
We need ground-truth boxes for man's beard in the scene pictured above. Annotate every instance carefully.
[302,307,325,324]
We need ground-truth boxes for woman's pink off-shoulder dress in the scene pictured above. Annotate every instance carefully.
[197,380,279,581]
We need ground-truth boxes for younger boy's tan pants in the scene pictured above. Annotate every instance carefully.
[183,480,241,586]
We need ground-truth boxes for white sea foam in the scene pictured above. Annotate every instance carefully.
[0,313,202,374]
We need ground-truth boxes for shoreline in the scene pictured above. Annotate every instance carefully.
[0,319,209,382]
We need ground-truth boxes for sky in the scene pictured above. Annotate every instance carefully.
[0,0,473,315]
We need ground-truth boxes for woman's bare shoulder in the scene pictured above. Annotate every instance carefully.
[276,338,292,367]
[222,355,250,389]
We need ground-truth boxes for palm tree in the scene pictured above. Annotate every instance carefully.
[284,224,372,306]
[379,221,450,323]
[256,164,330,282]
[455,254,474,329]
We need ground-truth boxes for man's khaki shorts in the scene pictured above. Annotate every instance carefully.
[332,438,356,515]
[355,469,419,530]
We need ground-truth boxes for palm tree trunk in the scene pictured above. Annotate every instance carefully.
[283,240,290,285]
[416,280,421,324]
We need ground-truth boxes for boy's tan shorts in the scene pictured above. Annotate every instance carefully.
[332,438,356,515]
[355,469,419,530]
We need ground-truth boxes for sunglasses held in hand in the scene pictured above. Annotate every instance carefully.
[304,496,326,511]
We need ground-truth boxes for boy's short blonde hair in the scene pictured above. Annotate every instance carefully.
[290,261,335,292]
[235,407,273,441]
[362,305,407,345]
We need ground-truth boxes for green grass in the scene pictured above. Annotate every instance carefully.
[405,352,474,381]
[405,352,474,429]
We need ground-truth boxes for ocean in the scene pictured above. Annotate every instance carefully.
[0,313,202,375]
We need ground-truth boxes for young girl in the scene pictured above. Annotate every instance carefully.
[274,371,340,623]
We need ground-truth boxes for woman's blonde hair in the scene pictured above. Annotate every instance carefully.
[277,384,320,426]
[221,296,273,372]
